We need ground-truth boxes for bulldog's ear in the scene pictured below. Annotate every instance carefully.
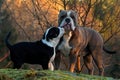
[59,10,63,13]
[75,10,77,13]
[74,10,77,14]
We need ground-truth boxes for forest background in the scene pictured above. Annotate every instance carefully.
[0,0,120,79]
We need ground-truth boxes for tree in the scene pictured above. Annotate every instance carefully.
[0,0,17,68]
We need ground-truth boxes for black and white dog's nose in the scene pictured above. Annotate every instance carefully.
[65,18,70,23]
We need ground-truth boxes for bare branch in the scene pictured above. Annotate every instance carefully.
[4,0,31,41]
[0,52,9,62]
[104,29,120,44]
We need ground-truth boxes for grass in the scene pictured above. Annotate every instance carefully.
[0,69,118,80]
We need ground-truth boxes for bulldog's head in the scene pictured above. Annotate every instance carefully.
[58,10,78,31]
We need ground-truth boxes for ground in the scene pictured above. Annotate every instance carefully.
[0,69,118,80]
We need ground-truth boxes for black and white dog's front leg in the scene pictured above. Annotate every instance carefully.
[48,62,54,71]
[48,47,56,71]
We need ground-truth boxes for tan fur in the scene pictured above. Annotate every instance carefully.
[69,27,104,75]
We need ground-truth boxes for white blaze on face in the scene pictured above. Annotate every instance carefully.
[67,11,75,31]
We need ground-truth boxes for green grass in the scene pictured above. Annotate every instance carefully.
[0,69,118,80]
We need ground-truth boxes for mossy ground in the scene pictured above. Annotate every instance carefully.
[0,69,118,80]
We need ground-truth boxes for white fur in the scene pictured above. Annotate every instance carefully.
[42,27,65,71]
[60,11,75,31]
[59,11,77,56]
[58,31,72,56]
[48,62,54,71]
[48,47,56,71]
[42,27,65,48]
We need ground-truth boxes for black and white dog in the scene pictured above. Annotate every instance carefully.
[5,27,65,71]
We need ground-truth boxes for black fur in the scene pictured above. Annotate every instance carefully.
[5,27,61,69]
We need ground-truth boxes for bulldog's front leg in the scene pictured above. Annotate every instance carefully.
[54,50,62,70]
[69,48,79,72]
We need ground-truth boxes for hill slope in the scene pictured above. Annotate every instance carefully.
[0,69,118,80]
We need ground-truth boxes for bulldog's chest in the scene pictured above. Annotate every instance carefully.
[57,32,72,55]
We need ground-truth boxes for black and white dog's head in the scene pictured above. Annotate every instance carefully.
[58,10,78,31]
[42,27,65,48]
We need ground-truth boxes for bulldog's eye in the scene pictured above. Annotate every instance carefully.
[61,14,67,18]
[61,15,65,18]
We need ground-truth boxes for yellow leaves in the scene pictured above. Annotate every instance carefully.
[24,69,37,79]
[102,5,107,9]
[25,69,37,78]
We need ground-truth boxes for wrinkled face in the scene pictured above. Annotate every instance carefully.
[43,27,65,42]
[58,10,78,31]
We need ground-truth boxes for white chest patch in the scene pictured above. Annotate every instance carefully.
[58,32,72,56]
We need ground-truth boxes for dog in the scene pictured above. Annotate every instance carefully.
[5,27,65,71]
[55,10,116,76]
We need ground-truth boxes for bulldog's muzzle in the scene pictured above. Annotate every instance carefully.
[60,18,73,31]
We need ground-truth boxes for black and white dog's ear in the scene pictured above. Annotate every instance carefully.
[42,33,50,41]
[42,33,46,40]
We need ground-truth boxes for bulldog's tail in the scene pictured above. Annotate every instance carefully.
[103,47,116,54]
[5,31,12,49]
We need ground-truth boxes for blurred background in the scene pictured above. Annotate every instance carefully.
[0,0,120,78]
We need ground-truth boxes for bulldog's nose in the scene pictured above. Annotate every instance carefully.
[65,18,70,23]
